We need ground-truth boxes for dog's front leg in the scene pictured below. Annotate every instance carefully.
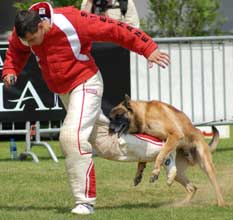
[134,162,146,186]
[150,134,181,183]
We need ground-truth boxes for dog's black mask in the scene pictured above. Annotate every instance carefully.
[109,114,130,137]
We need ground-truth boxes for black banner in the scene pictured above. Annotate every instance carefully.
[0,42,130,122]
[92,42,130,115]
[0,53,66,122]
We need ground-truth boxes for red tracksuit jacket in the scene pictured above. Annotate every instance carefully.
[2,2,157,94]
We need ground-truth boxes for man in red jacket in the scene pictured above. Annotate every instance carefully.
[2,2,172,215]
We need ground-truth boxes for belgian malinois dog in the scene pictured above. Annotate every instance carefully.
[109,95,225,206]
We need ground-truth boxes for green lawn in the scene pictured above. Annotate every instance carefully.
[0,134,232,220]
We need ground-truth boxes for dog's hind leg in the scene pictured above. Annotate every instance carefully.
[134,162,146,186]
[174,151,197,205]
[196,141,225,206]
[174,173,197,206]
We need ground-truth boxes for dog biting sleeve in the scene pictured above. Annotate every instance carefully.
[90,117,164,162]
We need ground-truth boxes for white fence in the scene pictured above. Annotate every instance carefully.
[130,36,233,126]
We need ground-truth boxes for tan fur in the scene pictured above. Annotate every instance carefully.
[109,95,225,206]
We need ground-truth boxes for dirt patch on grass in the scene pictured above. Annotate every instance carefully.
[183,165,233,206]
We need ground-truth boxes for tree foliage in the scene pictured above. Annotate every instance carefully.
[51,0,82,8]
[142,0,226,37]
[13,0,82,10]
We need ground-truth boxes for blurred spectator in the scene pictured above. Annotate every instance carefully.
[81,0,140,28]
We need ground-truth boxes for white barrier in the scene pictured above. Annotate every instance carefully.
[0,121,58,163]
[130,36,233,127]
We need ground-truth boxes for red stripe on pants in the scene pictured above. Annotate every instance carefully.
[85,161,96,198]
[76,84,92,155]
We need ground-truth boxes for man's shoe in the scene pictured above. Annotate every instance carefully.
[71,203,94,215]
[164,153,177,185]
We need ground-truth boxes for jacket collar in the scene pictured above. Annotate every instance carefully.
[29,1,54,27]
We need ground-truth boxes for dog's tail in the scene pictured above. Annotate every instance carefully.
[208,126,219,153]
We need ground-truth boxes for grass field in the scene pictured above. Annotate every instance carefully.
[0,132,233,220]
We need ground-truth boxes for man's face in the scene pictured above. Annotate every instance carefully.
[23,25,45,46]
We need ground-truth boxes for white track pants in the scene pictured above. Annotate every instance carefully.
[59,72,103,205]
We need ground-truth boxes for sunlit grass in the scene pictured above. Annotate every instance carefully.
[0,131,232,220]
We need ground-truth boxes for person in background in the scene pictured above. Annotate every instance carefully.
[2,1,174,215]
[81,0,140,28]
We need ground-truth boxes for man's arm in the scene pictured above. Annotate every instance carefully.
[2,28,31,86]
[76,11,169,68]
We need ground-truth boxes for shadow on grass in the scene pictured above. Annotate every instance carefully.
[97,201,172,210]
[0,156,64,162]
[0,205,70,213]
[217,147,233,152]
[0,201,172,213]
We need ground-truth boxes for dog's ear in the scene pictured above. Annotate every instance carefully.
[124,94,130,102]
[123,94,132,110]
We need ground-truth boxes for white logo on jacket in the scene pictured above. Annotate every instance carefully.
[53,13,89,61]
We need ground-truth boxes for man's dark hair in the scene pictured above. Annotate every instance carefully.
[15,10,41,38]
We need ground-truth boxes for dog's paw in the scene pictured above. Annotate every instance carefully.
[149,175,158,183]
[134,174,142,186]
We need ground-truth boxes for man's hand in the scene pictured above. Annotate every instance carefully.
[2,74,17,87]
[148,49,170,68]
